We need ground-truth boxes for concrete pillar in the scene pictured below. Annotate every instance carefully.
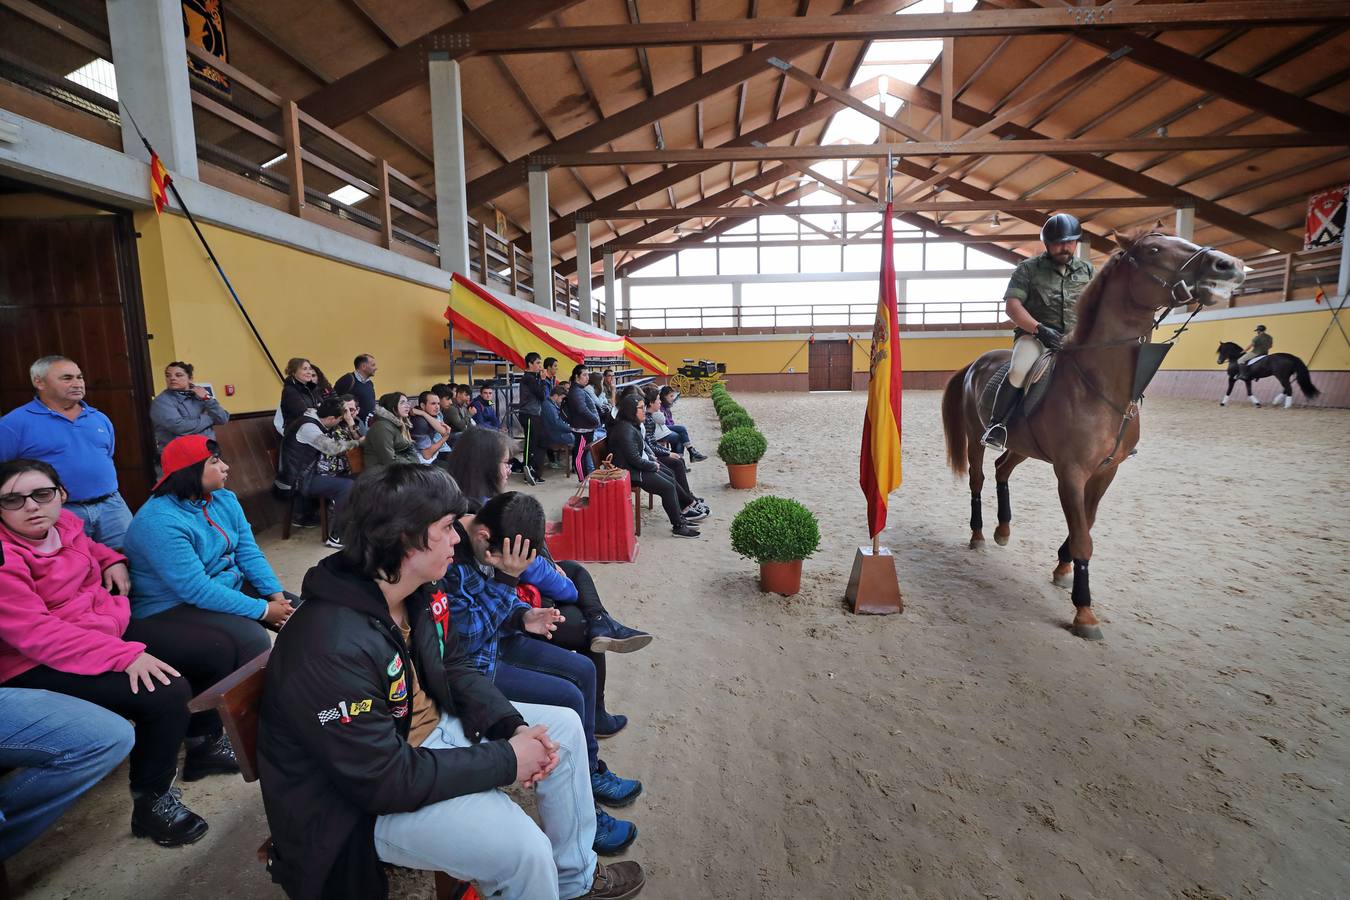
[528,168,553,308]
[106,0,198,179]
[732,281,742,329]
[575,220,592,324]
[1175,206,1195,241]
[428,53,470,278]
[603,251,617,332]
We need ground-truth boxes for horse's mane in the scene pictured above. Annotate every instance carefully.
[1065,249,1125,345]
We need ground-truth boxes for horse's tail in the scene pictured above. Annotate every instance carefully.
[1293,358,1321,398]
[942,365,972,477]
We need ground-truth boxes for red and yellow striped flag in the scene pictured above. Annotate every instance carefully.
[149,152,172,215]
[859,201,903,538]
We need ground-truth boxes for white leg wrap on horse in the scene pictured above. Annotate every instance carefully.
[1284,395,1293,408]
[1250,394,1260,406]
[1220,395,1228,406]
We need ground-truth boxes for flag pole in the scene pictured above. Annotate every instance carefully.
[874,152,892,557]
[121,104,284,383]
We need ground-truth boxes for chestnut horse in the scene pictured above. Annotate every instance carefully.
[941,233,1244,639]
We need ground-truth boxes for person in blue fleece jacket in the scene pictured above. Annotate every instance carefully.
[123,436,295,670]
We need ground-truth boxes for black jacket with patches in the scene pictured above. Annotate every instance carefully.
[257,553,525,900]
[607,419,659,473]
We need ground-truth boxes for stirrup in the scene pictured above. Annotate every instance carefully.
[980,423,1008,452]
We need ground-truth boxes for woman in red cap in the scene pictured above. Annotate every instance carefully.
[0,457,237,847]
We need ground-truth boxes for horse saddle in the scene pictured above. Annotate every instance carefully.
[978,354,1057,428]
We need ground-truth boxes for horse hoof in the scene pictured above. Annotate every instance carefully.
[994,525,1010,546]
[1070,623,1104,641]
[1052,572,1072,588]
[969,538,985,550]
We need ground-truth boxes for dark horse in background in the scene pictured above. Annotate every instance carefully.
[1216,341,1320,408]
[942,233,1245,640]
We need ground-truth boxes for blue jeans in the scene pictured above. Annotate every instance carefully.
[65,491,133,550]
[305,473,354,531]
[495,635,598,774]
[0,688,134,860]
[664,424,691,454]
[373,703,597,900]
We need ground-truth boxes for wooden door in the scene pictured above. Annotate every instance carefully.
[0,215,156,507]
[808,340,853,391]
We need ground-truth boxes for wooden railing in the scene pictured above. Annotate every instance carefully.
[624,300,1010,335]
[1234,246,1340,306]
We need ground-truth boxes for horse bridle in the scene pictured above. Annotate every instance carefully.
[1122,232,1217,312]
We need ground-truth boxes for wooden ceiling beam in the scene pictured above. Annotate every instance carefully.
[770,57,930,141]
[986,0,1350,133]
[459,3,1350,53]
[524,81,884,253]
[296,0,585,128]
[466,0,918,205]
[605,234,1043,249]
[537,132,1350,166]
[594,198,1185,218]
[884,79,1302,251]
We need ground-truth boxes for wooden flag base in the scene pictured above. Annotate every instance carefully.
[845,546,903,615]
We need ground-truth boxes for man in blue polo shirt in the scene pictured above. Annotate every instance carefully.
[0,355,131,548]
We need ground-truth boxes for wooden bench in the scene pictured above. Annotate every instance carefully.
[187,653,476,899]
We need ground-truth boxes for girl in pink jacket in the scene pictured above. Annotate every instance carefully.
[0,459,236,848]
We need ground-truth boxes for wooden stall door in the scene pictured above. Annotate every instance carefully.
[0,215,156,507]
[808,340,853,391]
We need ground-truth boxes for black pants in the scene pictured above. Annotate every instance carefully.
[657,456,696,503]
[3,606,264,796]
[520,414,545,474]
[548,561,611,717]
[631,468,688,527]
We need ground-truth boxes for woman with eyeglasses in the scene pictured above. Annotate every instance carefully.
[0,458,238,848]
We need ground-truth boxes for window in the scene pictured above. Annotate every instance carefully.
[65,59,118,100]
[627,283,732,329]
[718,246,758,275]
[677,248,716,276]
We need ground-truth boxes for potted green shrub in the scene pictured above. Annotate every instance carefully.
[720,409,754,433]
[730,496,821,595]
[717,425,767,489]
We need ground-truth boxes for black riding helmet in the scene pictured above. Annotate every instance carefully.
[1041,213,1082,244]
[1255,324,1266,332]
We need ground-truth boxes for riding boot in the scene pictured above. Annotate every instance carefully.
[980,384,1024,452]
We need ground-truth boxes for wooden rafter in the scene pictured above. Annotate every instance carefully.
[594,198,1192,218]
[296,0,585,127]
[458,3,1350,54]
[465,0,918,206]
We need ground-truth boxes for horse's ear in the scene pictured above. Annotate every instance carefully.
[1113,230,1135,251]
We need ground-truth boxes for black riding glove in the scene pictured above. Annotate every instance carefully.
[1036,324,1063,351]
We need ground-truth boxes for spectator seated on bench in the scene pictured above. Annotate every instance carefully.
[443,384,479,440]
[641,395,709,527]
[470,382,505,431]
[124,435,294,658]
[657,386,706,462]
[257,464,645,900]
[364,392,421,476]
[601,396,701,542]
[0,458,246,848]
[445,493,644,857]
[566,366,603,480]
[282,398,361,550]
[410,391,454,471]
[541,385,576,471]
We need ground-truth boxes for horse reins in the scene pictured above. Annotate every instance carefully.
[1056,235,1218,467]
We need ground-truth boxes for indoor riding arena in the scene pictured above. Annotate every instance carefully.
[1,2,1347,899]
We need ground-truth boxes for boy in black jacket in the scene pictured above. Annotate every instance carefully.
[257,465,644,900]
[517,352,548,483]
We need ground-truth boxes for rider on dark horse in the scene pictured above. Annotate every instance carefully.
[1237,324,1273,369]
[981,213,1094,452]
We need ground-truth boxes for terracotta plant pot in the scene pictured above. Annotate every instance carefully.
[759,560,803,596]
[727,462,758,489]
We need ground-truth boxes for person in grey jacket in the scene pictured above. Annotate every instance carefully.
[150,361,230,455]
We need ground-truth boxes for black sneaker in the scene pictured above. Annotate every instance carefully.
[682,505,709,523]
[290,515,318,529]
[131,786,209,846]
[672,524,701,538]
[181,733,240,782]
[688,447,708,463]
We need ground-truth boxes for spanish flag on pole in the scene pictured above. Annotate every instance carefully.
[859,202,903,538]
[150,152,172,215]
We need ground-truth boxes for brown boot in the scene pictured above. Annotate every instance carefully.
[579,860,645,899]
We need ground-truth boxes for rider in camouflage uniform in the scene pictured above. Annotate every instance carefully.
[981,213,1094,452]
[1237,324,1273,368]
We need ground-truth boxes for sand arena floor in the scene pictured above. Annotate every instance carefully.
[10,391,1349,899]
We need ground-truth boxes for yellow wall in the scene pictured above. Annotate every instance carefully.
[644,308,1350,376]
[135,212,453,412]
